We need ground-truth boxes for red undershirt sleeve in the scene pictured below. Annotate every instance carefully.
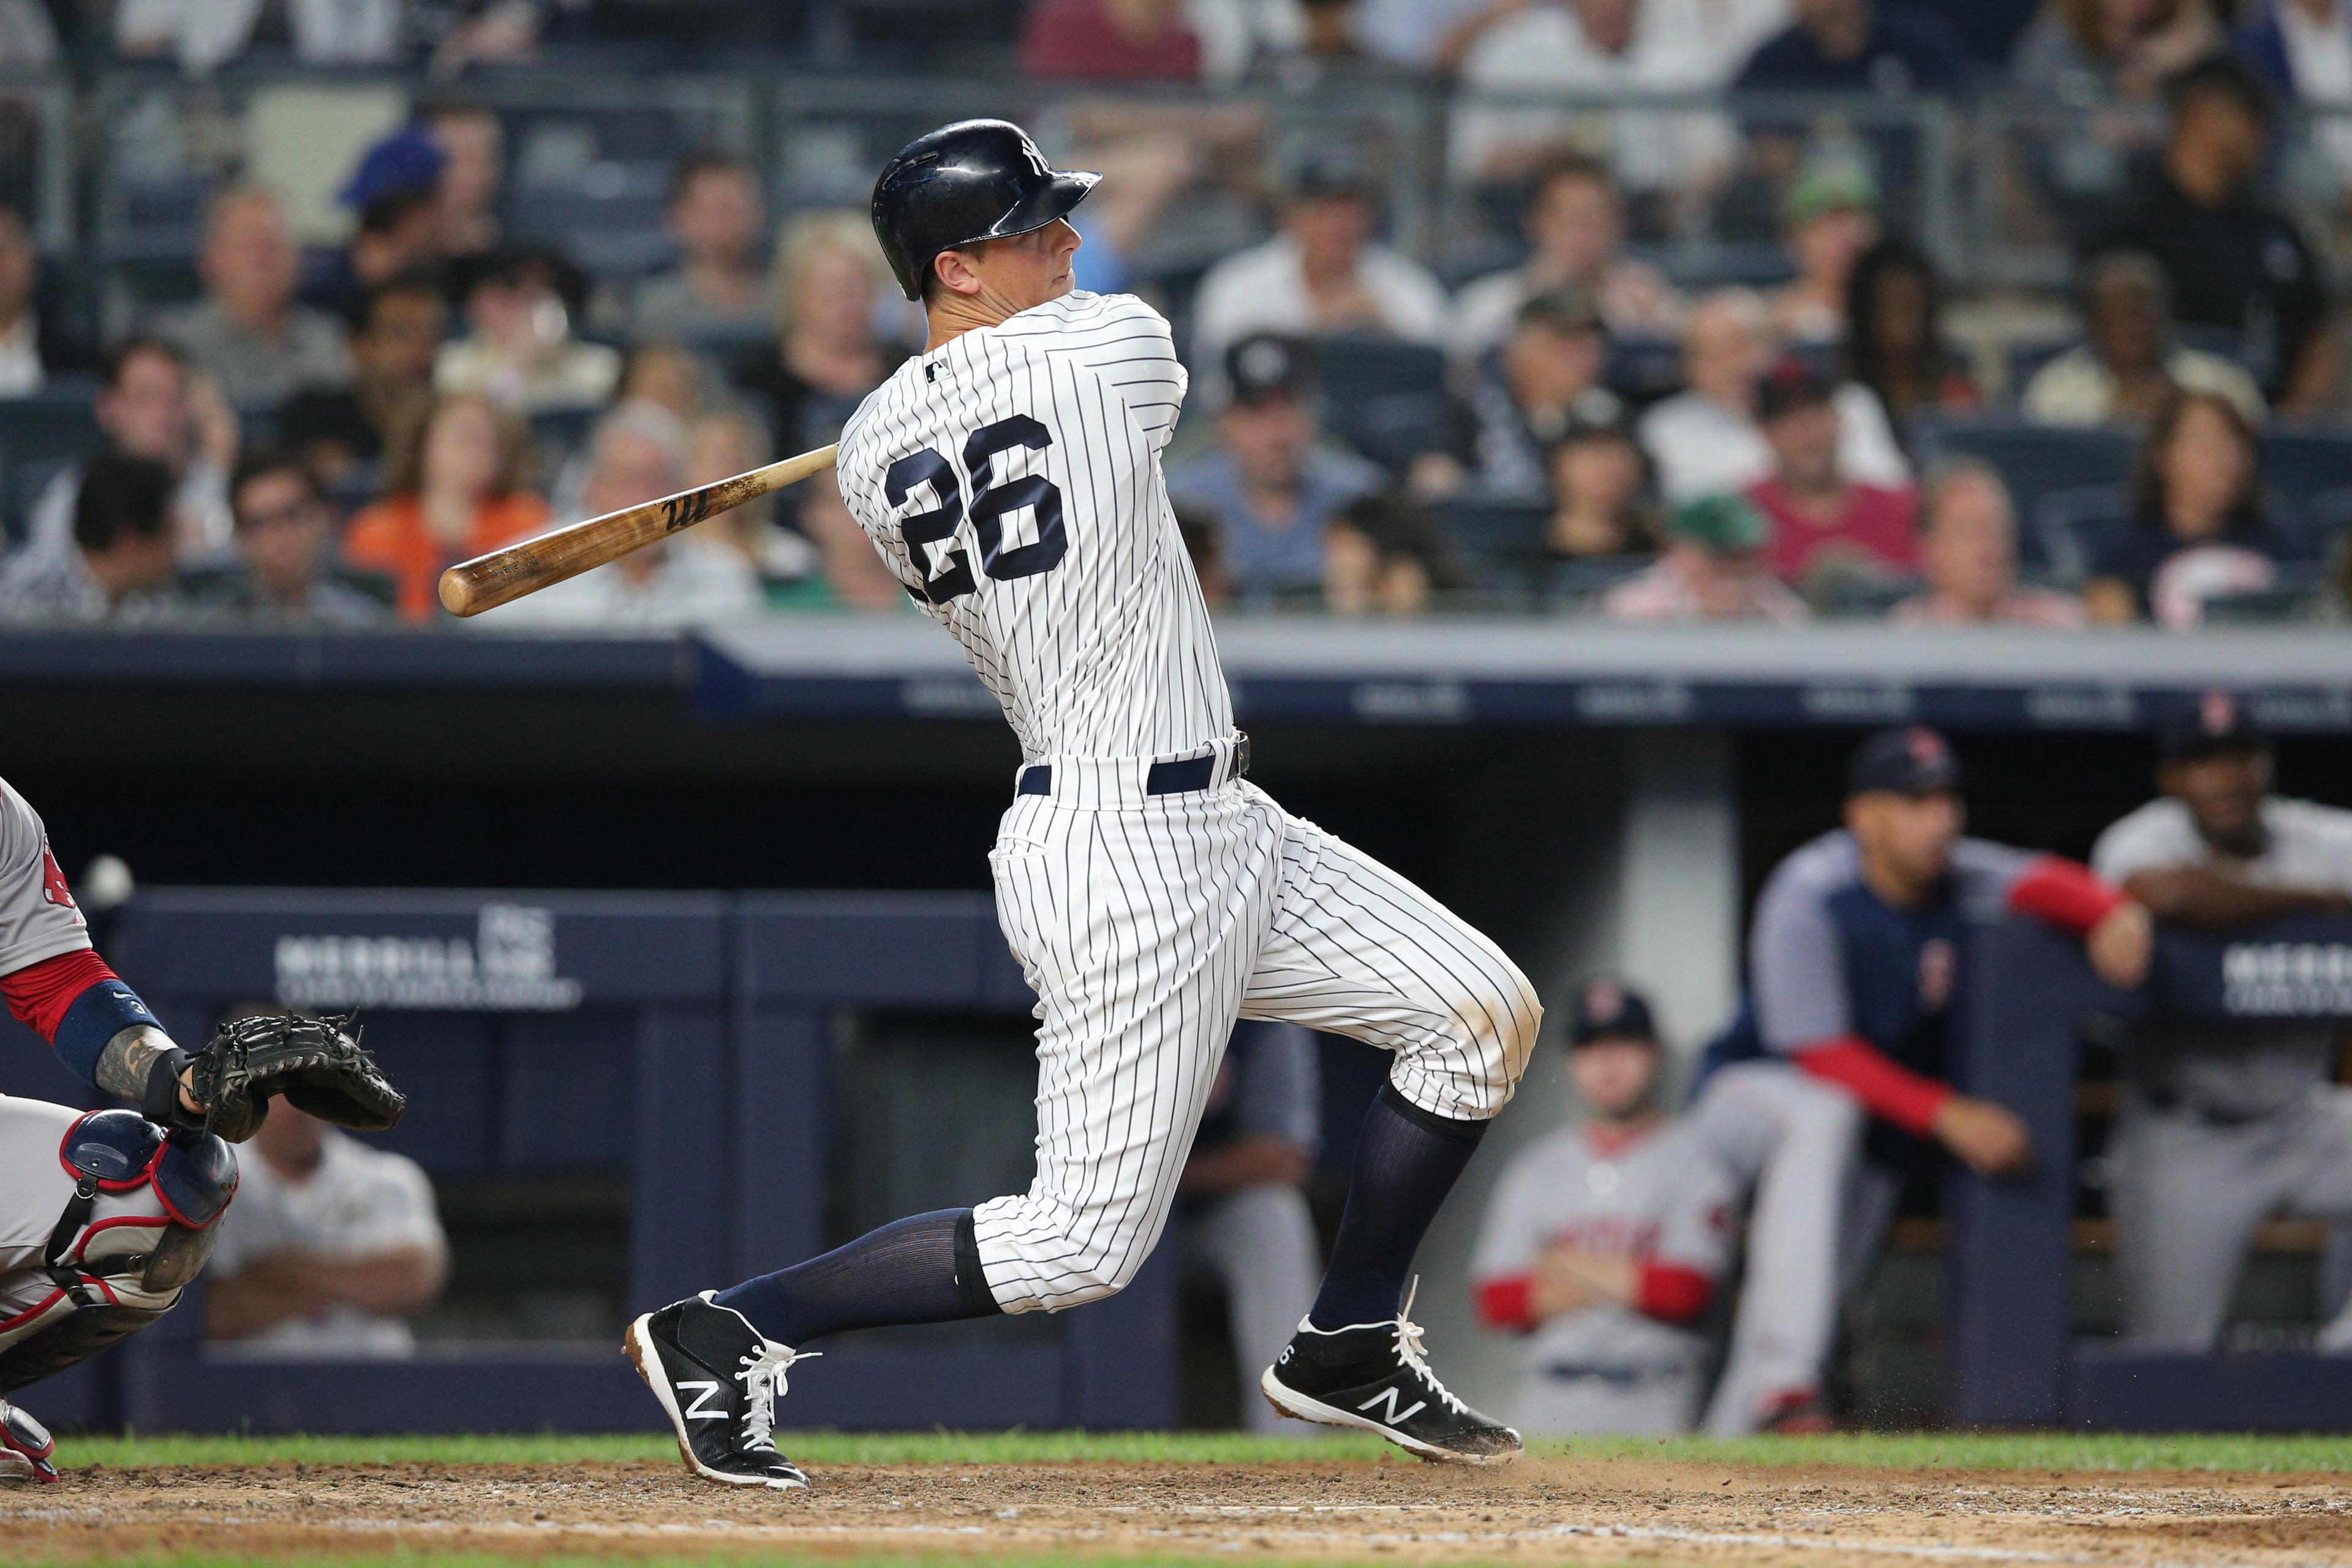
[1793,1036,1953,1137]
[1634,1263,1715,1325]
[2,948,119,1043]
[1475,1275,1536,1333]
[2007,855,2128,935]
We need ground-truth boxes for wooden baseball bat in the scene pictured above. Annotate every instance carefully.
[437,443,840,617]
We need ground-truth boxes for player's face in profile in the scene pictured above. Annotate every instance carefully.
[2165,747,2269,854]
[951,220,1082,315]
[1849,788,1963,895]
[1569,1038,1657,1121]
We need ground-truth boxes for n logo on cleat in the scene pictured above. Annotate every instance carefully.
[1357,1387,1427,1425]
[679,1381,726,1421]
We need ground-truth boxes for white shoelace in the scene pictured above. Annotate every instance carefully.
[1390,1279,1469,1417]
[735,1341,818,1451]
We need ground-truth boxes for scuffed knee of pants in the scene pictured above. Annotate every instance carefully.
[1471,967,1544,1102]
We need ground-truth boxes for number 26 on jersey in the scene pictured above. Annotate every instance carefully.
[886,414,1068,605]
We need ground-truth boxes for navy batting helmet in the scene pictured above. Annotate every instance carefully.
[870,119,1099,303]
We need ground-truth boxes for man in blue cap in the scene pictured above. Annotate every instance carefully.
[1689,726,2151,1432]
[302,128,449,320]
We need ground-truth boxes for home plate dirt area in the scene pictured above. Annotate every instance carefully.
[12,1447,2352,1567]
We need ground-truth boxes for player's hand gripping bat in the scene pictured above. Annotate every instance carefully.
[436,443,839,616]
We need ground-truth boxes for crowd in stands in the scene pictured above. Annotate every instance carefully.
[4,0,2352,630]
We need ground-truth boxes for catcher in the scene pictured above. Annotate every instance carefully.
[0,775,403,1482]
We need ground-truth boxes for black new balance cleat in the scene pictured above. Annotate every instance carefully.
[1261,1286,1521,1465]
[626,1291,816,1490]
[0,1398,58,1483]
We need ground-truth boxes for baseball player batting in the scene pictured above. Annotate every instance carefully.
[0,778,402,1481]
[625,119,1542,1490]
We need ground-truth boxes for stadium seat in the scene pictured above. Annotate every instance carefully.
[2258,427,2352,512]
[1313,336,1452,473]
[1542,553,1651,609]
[1435,497,1551,597]
[2029,482,2127,585]
[0,392,104,544]
[1912,418,2138,568]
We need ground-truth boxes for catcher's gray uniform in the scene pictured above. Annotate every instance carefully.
[2092,797,2352,1348]
[1470,1120,1735,1434]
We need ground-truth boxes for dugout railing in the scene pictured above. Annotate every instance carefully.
[54,888,1173,1434]
[1950,912,2352,1431]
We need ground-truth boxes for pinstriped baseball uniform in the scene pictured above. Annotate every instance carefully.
[838,290,1541,1316]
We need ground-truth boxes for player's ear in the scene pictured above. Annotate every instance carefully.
[932,246,985,300]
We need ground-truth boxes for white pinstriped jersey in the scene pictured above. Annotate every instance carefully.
[836,291,1233,764]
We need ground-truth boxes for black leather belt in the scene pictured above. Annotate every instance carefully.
[1019,734,1250,799]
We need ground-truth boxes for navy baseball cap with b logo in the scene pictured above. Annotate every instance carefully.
[2156,689,2267,762]
[1569,976,1657,1047]
[1846,726,1962,798]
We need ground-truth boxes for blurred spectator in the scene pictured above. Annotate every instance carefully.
[1174,501,1235,605]
[345,392,549,621]
[1770,164,1879,347]
[2091,697,2352,1352]
[1545,415,1665,560]
[114,0,404,74]
[1744,358,1918,592]
[1447,0,1745,209]
[306,129,450,322]
[1734,0,1976,92]
[1452,153,1683,367]
[1178,1021,1324,1434]
[436,244,620,412]
[278,274,449,492]
[683,405,821,596]
[1368,0,1506,68]
[632,153,772,347]
[1635,288,1907,503]
[0,201,88,396]
[427,1,546,74]
[205,1096,448,1357]
[731,211,907,461]
[1471,981,1735,1434]
[1167,335,1385,604]
[2010,0,2214,105]
[0,452,180,624]
[420,99,506,263]
[777,462,913,611]
[618,342,714,426]
[495,402,761,628]
[1890,460,2086,626]
[1463,288,1624,500]
[2022,250,2267,428]
[156,187,350,412]
[1325,491,1464,613]
[190,449,391,625]
[2095,54,2332,411]
[1189,146,1450,387]
[2239,0,2352,190]
[1022,0,1204,79]
[29,337,236,560]
[1601,493,1810,621]
[2081,389,2298,625]
[1845,236,1977,433]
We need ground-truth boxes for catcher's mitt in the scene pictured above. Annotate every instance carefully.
[188,1012,406,1143]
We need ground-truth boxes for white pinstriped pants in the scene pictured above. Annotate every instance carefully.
[973,751,1542,1315]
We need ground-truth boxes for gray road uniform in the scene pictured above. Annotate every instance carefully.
[2092,797,2352,1349]
[1182,1020,1324,1434]
[0,778,236,1394]
[1470,1119,1735,1434]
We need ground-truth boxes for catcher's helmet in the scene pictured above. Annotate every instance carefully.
[870,119,1099,303]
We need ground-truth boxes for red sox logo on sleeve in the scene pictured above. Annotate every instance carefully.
[39,840,83,925]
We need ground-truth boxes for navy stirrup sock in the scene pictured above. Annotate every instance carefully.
[714,1207,1000,1347]
[1308,1084,1488,1332]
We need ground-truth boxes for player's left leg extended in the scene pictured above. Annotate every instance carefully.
[1237,803,1542,1463]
